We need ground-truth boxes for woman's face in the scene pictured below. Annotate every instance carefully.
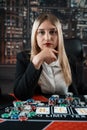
[36,20,58,50]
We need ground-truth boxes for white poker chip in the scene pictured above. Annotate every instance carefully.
[51,95,59,98]
[35,100,41,104]
[66,92,73,97]
[80,101,85,105]
[84,95,87,100]
[37,103,45,106]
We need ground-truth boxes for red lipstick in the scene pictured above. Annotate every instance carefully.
[45,43,51,47]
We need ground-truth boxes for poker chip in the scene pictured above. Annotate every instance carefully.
[51,95,59,98]
[37,103,45,106]
[0,95,87,122]
[13,101,23,108]
[11,113,19,119]
[27,99,34,104]
[80,101,85,106]
[59,104,67,107]
[1,113,10,119]
[49,95,59,106]
[18,116,28,121]
[66,92,73,97]
[31,104,37,111]
[27,111,36,118]
[35,100,41,104]
[58,98,65,104]
[84,95,87,100]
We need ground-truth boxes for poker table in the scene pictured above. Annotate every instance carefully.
[0,94,87,130]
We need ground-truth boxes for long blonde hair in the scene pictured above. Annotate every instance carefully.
[30,13,72,86]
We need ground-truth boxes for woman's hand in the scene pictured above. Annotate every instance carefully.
[32,47,58,69]
[41,47,58,64]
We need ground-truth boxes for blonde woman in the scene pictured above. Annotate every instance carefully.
[14,13,78,100]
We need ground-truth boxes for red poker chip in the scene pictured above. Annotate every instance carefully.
[18,116,28,121]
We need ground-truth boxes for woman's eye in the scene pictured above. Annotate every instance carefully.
[49,30,57,35]
[37,29,57,36]
[38,31,45,35]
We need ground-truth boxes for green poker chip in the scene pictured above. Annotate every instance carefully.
[1,113,10,119]
[27,111,36,118]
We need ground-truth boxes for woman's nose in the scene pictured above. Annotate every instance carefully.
[44,32,51,41]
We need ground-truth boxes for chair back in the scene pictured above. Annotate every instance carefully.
[64,38,84,88]
[64,38,83,62]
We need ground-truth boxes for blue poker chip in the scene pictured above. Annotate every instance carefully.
[10,113,19,119]
[26,99,35,104]
[58,98,65,104]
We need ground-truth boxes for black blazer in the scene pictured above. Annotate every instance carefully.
[14,50,79,100]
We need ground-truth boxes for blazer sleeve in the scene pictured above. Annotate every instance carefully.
[14,51,42,100]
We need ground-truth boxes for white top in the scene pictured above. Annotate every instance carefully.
[38,60,68,95]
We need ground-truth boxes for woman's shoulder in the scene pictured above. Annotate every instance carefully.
[17,49,31,62]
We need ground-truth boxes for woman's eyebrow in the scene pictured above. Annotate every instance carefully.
[37,28,57,30]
